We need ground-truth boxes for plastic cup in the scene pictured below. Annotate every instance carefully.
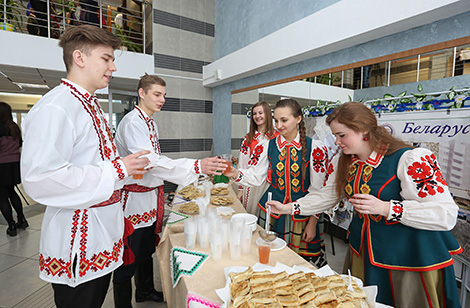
[220,219,230,252]
[184,217,197,250]
[221,154,232,175]
[210,228,223,261]
[258,240,271,264]
[197,216,210,249]
[132,168,144,179]
[241,225,252,254]
[229,226,242,261]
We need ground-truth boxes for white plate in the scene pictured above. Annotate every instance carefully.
[256,237,286,251]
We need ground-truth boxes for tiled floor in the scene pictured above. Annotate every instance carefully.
[0,187,469,307]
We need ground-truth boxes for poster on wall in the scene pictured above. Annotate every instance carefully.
[377,108,470,199]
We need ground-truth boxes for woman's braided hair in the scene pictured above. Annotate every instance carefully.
[275,99,307,180]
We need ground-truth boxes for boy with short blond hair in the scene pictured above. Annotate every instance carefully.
[21,25,149,308]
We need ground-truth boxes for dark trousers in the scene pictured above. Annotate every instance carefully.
[52,273,111,308]
[113,222,156,286]
[0,185,23,225]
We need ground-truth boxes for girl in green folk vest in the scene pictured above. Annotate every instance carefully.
[269,102,461,308]
[226,99,329,267]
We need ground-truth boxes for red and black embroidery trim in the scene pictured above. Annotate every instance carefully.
[293,203,301,215]
[311,146,328,173]
[390,200,403,221]
[194,160,200,174]
[135,106,161,155]
[248,144,264,166]
[112,159,125,180]
[406,153,447,198]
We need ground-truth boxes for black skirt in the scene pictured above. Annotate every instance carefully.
[0,161,21,186]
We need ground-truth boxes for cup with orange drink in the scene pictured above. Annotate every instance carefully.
[133,168,144,179]
[258,240,271,264]
[221,154,232,175]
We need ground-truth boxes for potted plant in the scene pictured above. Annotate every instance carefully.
[0,0,26,32]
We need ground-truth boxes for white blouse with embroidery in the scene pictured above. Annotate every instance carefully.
[290,148,458,231]
[115,106,201,228]
[21,79,128,287]
[235,133,328,201]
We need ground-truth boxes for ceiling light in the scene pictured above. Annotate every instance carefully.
[13,82,50,89]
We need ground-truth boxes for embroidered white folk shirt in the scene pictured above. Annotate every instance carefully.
[290,148,458,231]
[115,106,201,228]
[235,133,328,195]
[21,79,128,287]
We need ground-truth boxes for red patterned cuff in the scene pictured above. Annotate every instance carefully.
[389,200,403,222]
[112,158,127,181]
[234,170,243,182]
[194,159,201,174]
[292,203,301,215]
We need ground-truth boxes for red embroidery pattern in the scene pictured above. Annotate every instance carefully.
[293,203,301,215]
[91,190,122,208]
[235,170,244,182]
[112,159,125,180]
[128,209,158,225]
[248,144,264,166]
[406,153,447,198]
[62,80,118,161]
[39,254,71,278]
[311,146,328,173]
[324,162,334,187]
[240,138,249,155]
[194,159,200,174]
[390,200,404,221]
[135,106,161,155]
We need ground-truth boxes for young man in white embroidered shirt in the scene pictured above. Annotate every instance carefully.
[20,25,150,308]
[113,73,226,307]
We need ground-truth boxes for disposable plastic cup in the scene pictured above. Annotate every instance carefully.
[132,168,144,179]
[197,216,210,249]
[229,227,242,261]
[258,240,271,264]
[210,230,223,261]
[221,154,232,175]
[220,219,230,252]
[184,218,197,249]
[241,225,252,254]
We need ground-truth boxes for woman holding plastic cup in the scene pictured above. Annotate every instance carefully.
[237,102,279,215]
[226,99,329,267]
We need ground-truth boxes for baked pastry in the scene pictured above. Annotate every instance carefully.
[178,201,198,214]
[211,196,234,205]
[177,185,205,200]
[230,267,254,283]
[211,186,229,195]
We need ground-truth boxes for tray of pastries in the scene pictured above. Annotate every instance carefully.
[211,196,234,206]
[226,267,368,308]
[211,186,229,195]
[178,201,199,214]
[177,185,205,200]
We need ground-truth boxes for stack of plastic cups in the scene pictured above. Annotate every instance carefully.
[210,227,223,261]
[197,215,210,249]
[184,217,197,250]
[229,217,244,261]
[241,224,252,254]
[220,219,230,252]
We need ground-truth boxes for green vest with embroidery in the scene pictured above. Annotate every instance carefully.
[347,148,461,271]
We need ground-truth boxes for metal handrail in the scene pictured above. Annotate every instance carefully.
[1,0,149,54]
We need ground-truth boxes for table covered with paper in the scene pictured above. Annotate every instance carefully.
[156,180,392,308]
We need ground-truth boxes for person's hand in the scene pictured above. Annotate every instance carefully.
[121,150,150,176]
[302,218,317,242]
[200,157,227,175]
[267,200,292,215]
[224,167,238,179]
[349,194,390,217]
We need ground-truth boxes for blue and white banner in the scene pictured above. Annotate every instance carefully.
[378,109,470,199]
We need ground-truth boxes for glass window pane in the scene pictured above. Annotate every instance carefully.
[419,50,453,81]
[455,44,470,76]
[389,56,418,85]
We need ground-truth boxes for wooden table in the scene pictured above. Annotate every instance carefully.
[156,186,316,308]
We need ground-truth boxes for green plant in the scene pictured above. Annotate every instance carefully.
[0,0,27,32]
[115,22,142,53]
